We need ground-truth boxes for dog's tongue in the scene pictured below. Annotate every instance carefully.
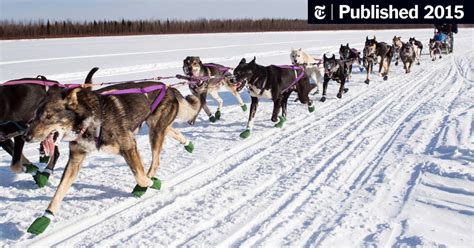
[43,133,56,156]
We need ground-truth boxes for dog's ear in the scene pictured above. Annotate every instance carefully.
[65,87,82,110]
[239,58,246,64]
[331,54,335,59]
[340,44,343,48]
[346,43,349,47]
[373,36,376,40]
[366,36,369,41]
[323,53,327,59]
[251,56,256,63]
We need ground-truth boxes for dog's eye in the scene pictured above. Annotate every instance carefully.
[45,113,53,119]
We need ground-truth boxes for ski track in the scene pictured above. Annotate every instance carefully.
[1,29,473,247]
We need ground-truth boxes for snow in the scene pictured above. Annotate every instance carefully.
[0,28,473,247]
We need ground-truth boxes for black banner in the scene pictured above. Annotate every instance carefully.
[308,0,474,24]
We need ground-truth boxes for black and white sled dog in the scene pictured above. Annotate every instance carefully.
[392,36,404,66]
[233,57,315,139]
[429,38,443,61]
[408,37,423,65]
[290,48,324,95]
[339,43,363,78]
[182,56,246,124]
[400,42,417,73]
[363,36,394,84]
[321,54,351,102]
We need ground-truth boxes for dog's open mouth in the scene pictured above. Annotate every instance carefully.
[42,131,63,156]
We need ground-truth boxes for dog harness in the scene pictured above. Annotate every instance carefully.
[93,84,167,149]
[274,65,305,93]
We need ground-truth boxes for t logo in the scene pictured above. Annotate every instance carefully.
[314,5,326,20]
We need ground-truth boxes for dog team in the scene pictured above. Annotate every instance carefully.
[0,34,444,235]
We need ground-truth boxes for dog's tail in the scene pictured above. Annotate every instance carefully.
[84,67,99,85]
[175,91,201,123]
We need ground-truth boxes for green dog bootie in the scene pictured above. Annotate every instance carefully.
[150,177,161,190]
[215,110,221,120]
[131,185,148,198]
[240,129,251,139]
[27,211,53,235]
[241,104,248,112]
[39,155,50,164]
[274,116,287,128]
[209,115,216,123]
[308,105,315,113]
[24,163,39,174]
[33,171,50,188]
[184,141,194,153]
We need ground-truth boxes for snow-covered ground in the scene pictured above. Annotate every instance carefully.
[0,29,473,247]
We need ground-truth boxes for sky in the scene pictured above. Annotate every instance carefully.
[0,0,307,21]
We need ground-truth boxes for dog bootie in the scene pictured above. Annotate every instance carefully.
[215,110,221,120]
[27,211,53,235]
[241,104,248,112]
[184,141,194,153]
[150,177,161,190]
[24,163,39,174]
[33,171,51,188]
[274,116,287,128]
[209,115,216,123]
[320,96,327,102]
[240,129,251,139]
[131,185,148,198]
[308,105,315,113]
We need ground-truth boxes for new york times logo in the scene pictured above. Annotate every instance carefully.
[314,5,326,20]
[307,0,472,24]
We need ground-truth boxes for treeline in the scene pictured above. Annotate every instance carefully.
[0,19,449,40]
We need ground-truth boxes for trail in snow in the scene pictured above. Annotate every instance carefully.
[0,29,473,247]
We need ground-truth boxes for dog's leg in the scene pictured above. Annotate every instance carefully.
[122,138,156,198]
[199,92,215,123]
[10,136,27,173]
[225,82,247,111]
[240,96,258,139]
[27,144,87,235]
[0,139,14,156]
[33,145,60,188]
[365,61,371,84]
[146,128,166,179]
[337,79,347,99]
[321,77,330,102]
[272,97,285,128]
[208,89,223,120]
[281,92,290,118]
[166,126,193,153]
[377,56,384,77]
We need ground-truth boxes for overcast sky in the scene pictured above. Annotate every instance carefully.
[1,0,307,21]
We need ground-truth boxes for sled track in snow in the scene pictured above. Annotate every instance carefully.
[22,52,457,246]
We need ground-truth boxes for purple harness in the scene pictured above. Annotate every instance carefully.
[274,65,305,93]
[101,84,167,113]
[2,79,80,89]
[202,63,232,73]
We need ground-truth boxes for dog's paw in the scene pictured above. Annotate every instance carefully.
[215,110,221,120]
[337,93,342,99]
[27,211,53,235]
[395,61,399,66]
[343,88,349,93]
[364,79,370,85]
[417,62,421,65]
[184,141,194,153]
[308,105,315,113]
[131,185,148,198]
[24,163,39,174]
[209,115,216,123]
[149,177,161,190]
[240,129,251,139]
[274,116,287,128]
[187,120,195,125]
[241,104,248,112]
[33,171,50,188]
[320,96,326,102]
[383,76,388,81]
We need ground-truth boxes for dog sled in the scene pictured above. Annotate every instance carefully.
[433,24,456,54]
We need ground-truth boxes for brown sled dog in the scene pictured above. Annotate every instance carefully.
[23,78,200,235]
